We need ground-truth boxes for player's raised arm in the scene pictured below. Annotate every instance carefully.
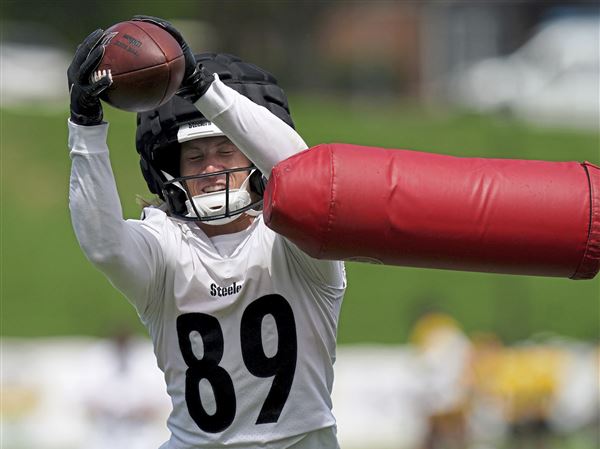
[67,30,165,314]
[180,57,308,175]
[192,69,308,176]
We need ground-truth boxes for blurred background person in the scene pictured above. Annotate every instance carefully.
[80,325,170,449]
[409,311,472,449]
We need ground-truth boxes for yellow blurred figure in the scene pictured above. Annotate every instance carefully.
[490,346,566,424]
[410,313,463,349]
[410,313,472,449]
[471,341,568,449]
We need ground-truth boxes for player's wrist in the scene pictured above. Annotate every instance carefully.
[177,65,215,102]
[70,107,104,126]
[191,74,232,121]
[69,79,107,126]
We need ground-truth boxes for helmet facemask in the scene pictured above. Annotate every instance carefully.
[161,166,264,225]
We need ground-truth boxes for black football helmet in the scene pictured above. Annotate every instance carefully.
[136,52,294,223]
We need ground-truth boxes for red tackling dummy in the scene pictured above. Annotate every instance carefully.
[264,143,600,279]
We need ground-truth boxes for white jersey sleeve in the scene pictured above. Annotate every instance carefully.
[68,120,166,317]
[194,75,307,178]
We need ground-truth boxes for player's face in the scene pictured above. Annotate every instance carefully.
[180,137,252,197]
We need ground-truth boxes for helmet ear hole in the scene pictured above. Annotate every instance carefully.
[249,170,267,197]
[164,185,188,216]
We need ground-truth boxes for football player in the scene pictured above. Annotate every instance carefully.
[68,16,346,449]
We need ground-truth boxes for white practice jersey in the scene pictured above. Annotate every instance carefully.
[68,78,346,449]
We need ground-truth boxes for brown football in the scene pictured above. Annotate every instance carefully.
[97,20,185,112]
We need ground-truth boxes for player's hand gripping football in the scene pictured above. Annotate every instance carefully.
[131,15,215,101]
[67,29,113,126]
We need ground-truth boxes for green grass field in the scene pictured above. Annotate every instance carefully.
[1,98,599,344]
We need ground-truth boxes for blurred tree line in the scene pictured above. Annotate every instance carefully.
[0,0,325,90]
[1,1,196,43]
[0,0,322,43]
[3,0,597,96]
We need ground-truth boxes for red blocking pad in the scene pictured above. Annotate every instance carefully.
[264,143,599,279]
